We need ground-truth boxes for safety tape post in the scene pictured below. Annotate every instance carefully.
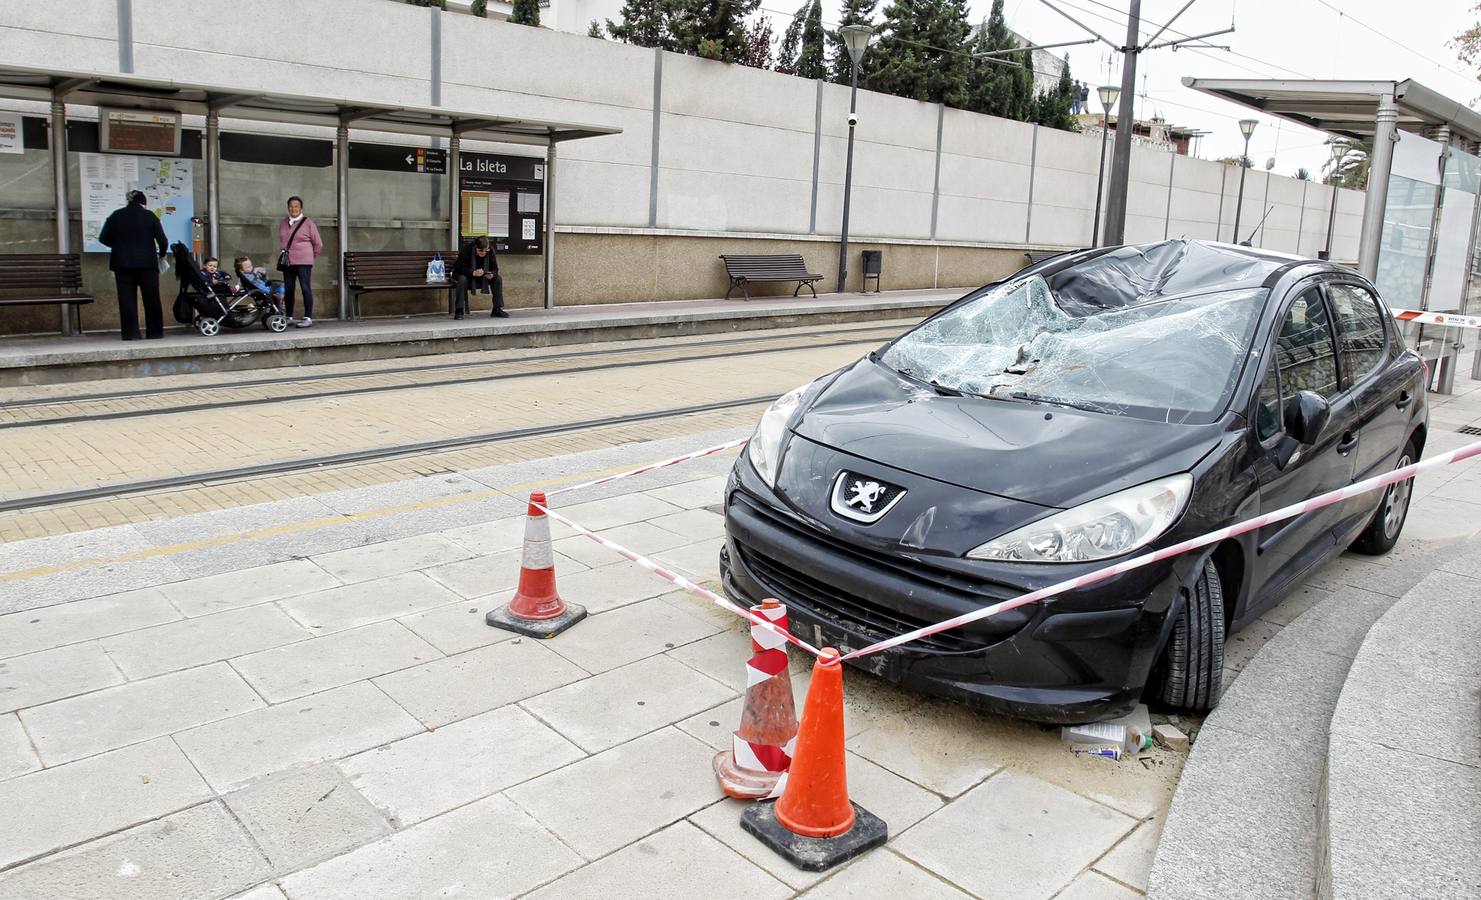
[546,438,748,498]
[530,496,826,658]
[839,438,1481,661]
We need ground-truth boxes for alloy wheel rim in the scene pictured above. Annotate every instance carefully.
[1382,454,1413,540]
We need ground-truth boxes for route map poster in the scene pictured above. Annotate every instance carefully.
[80,153,194,253]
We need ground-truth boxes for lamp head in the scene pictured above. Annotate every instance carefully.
[1238,118,1258,139]
[840,25,873,66]
[1097,84,1119,111]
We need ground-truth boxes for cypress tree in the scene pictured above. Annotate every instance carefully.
[608,0,665,48]
[510,0,540,26]
[776,11,804,74]
[867,0,971,105]
[795,0,827,80]
[829,0,877,83]
[1033,55,1077,130]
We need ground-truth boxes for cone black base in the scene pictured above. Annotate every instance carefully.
[485,602,587,639]
[740,800,887,872]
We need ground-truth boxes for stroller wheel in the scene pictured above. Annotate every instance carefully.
[197,317,221,337]
[265,314,289,333]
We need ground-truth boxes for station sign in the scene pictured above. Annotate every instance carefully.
[99,108,182,156]
[458,152,545,256]
[349,142,448,174]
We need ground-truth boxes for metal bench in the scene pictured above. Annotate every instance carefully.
[342,250,457,318]
[718,254,824,302]
[0,253,94,334]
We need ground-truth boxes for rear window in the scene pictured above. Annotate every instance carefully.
[881,274,1266,423]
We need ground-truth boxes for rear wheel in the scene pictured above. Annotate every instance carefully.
[1155,558,1225,711]
[1349,440,1417,556]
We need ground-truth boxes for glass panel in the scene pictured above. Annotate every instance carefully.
[1374,175,1437,312]
[1275,290,1339,401]
[1328,284,1387,386]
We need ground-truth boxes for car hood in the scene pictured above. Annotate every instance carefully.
[792,357,1223,508]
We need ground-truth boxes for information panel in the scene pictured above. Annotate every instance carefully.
[99,108,182,156]
[458,152,544,255]
[80,153,195,253]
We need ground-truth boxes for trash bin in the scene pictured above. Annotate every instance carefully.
[861,250,882,293]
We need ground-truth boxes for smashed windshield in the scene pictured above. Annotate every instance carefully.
[880,274,1266,422]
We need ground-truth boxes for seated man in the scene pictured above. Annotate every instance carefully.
[452,236,507,319]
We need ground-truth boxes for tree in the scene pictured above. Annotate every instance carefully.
[404,0,446,8]
[1033,55,1076,130]
[510,0,539,26]
[738,16,776,69]
[587,20,605,37]
[665,0,760,63]
[1217,155,1254,168]
[866,0,972,106]
[470,0,486,16]
[1452,5,1481,78]
[829,0,878,83]
[776,10,804,74]
[608,0,665,48]
[964,2,1017,118]
[793,0,827,80]
[1294,167,1311,181]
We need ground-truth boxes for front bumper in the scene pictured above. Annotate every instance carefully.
[722,461,1184,724]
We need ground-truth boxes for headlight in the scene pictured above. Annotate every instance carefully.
[967,474,1193,563]
[747,385,806,487]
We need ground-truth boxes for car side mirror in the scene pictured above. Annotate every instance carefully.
[1284,390,1330,446]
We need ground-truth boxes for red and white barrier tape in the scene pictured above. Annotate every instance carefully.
[734,603,797,797]
[546,438,748,497]
[838,438,1481,661]
[530,497,826,658]
[1391,308,1481,330]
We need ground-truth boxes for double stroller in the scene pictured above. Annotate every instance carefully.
[170,243,289,336]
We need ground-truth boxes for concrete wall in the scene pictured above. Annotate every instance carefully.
[0,0,1366,335]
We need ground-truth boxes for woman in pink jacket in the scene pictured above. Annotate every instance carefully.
[278,195,324,327]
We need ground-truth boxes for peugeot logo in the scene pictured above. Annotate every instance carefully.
[831,471,906,524]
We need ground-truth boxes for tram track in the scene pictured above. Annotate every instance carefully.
[0,322,902,425]
[0,393,777,514]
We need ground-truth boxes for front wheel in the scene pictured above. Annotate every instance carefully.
[264,313,289,333]
[196,317,220,337]
[1154,558,1225,711]
[1349,439,1417,556]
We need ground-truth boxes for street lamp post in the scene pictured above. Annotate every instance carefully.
[1090,84,1120,247]
[1323,141,1350,259]
[836,24,873,294]
[1232,118,1257,244]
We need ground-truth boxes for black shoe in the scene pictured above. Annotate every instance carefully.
[122,333,141,341]
[454,310,464,320]
[491,309,510,318]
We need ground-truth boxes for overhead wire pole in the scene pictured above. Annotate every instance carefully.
[1038,0,1231,246]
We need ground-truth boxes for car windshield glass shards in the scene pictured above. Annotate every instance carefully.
[881,273,1266,422]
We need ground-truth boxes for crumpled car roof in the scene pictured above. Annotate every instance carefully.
[1046,240,1298,315]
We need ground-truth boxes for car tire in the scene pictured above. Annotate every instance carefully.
[1349,439,1418,556]
[1155,558,1225,711]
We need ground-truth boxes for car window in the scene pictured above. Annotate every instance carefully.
[1327,283,1387,386]
[879,275,1267,423]
[1255,364,1281,442]
[1273,289,1339,401]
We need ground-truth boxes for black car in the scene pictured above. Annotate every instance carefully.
[721,240,1428,723]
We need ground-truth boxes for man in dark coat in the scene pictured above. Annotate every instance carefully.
[451,236,507,319]
[97,190,169,340]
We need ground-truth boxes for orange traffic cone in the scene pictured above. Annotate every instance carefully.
[740,648,888,871]
[485,491,587,638]
[714,599,799,799]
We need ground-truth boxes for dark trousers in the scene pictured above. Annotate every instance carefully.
[114,267,163,340]
[454,273,504,314]
[283,265,314,318]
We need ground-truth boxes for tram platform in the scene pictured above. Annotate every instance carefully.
[0,288,961,386]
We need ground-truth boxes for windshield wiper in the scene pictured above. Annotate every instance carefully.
[1009,391,1105,413]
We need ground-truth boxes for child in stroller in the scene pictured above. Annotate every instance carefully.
[171,243,289,336]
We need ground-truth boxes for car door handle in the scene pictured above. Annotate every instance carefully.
[1336,431,1360,455]
[1396,391,1413,410]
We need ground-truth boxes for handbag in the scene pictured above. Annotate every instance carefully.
[277,218,307,272]
[425,253,447,283]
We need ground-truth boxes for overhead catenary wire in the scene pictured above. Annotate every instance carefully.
[1308,0,1475,84]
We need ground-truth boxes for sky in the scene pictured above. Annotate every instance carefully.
[761,0,1479,178]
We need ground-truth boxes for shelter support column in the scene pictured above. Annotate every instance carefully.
[206,111,220,259]
[448,133,460,317]
[336,123,350,321]
[1357,92,1398,280]
[51,97,76,336]
[543,142,556,310]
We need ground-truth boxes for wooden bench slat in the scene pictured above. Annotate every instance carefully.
[0,252,93,333]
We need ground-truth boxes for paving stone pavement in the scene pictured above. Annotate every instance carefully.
[1,365,1479,898]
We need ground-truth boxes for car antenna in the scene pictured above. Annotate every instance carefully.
[1241,206,1275,246]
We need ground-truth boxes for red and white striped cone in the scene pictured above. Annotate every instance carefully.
[485,491,587,639]
[713,599,800,799]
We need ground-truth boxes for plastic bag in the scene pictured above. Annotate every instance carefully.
[425,254,447,283]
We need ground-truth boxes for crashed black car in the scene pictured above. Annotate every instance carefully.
[721,240,1428,723]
